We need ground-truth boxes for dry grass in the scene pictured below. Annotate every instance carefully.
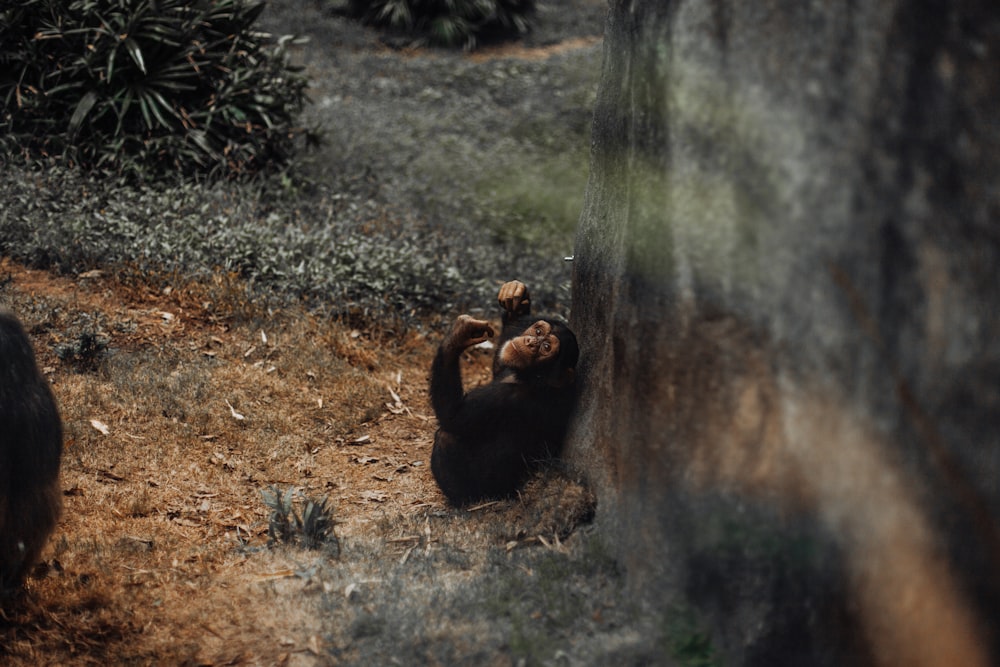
[0,259,630,666]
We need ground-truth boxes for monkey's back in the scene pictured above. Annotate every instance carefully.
[0,312,63,594]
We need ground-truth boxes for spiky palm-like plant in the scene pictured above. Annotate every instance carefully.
[347,0,535,50]
[262,486,340,555]
[0,0,309,181]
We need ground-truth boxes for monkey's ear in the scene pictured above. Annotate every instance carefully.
[549,367,575,388]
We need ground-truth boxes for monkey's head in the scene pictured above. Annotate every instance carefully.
[498,319,578,387]
[0,312,44,385]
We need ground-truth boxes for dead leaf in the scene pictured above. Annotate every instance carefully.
[385,387,411,415]
[171,517,201,527]
[225,399,245,421]
[344,579,382,599]
[123,535,154,549]
[90,419,110,435]
[98,468,124,482]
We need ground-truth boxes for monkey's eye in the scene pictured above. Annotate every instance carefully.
[542,341,551,352]
[535,327,542,335]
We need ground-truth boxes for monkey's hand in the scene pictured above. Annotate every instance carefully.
[498,280,530,318]
[444,315,494,354]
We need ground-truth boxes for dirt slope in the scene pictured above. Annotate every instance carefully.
[0,258,660,665]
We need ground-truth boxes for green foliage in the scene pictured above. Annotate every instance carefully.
[0,166,464,323]
[0,0,310,181]
[346,0,535,49]
[50,309,111,370]
[474,149,588,255]
[662,605,722,667]
[480,544,619,664]
[262,486,340,555]
[55,330,110,368]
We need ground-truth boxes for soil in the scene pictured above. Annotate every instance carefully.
[0,4,670,664]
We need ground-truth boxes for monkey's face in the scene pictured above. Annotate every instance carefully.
[500,320,561,370]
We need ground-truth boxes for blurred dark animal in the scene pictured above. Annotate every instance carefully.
[0,312,63,596]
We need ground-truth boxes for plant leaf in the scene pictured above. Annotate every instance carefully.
[68,90,99,140]
[124,37,146,74]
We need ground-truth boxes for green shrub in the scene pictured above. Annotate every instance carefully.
[346,0,535,49]
[0,166,475,326]
[262,486,340,555]
[0,0,310,181]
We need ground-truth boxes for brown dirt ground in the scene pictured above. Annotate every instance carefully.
[0,259,602,665]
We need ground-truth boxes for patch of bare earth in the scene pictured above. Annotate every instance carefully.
[0,261,621,665]
[466,36,604,63]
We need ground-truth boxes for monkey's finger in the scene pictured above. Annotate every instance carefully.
[459,318,492,341]
[455,314,485,329]
[471,322,496,347]
[465,317,491,330]
[474,324,495,342]
[498,280,526,308]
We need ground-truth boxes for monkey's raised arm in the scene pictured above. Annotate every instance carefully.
[430,315,493,425]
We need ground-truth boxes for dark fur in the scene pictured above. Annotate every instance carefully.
[430,293,579,506]
[0,312,63,595]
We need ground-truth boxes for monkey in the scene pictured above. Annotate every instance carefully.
[430,280,579,506]
[0,312,63,596]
